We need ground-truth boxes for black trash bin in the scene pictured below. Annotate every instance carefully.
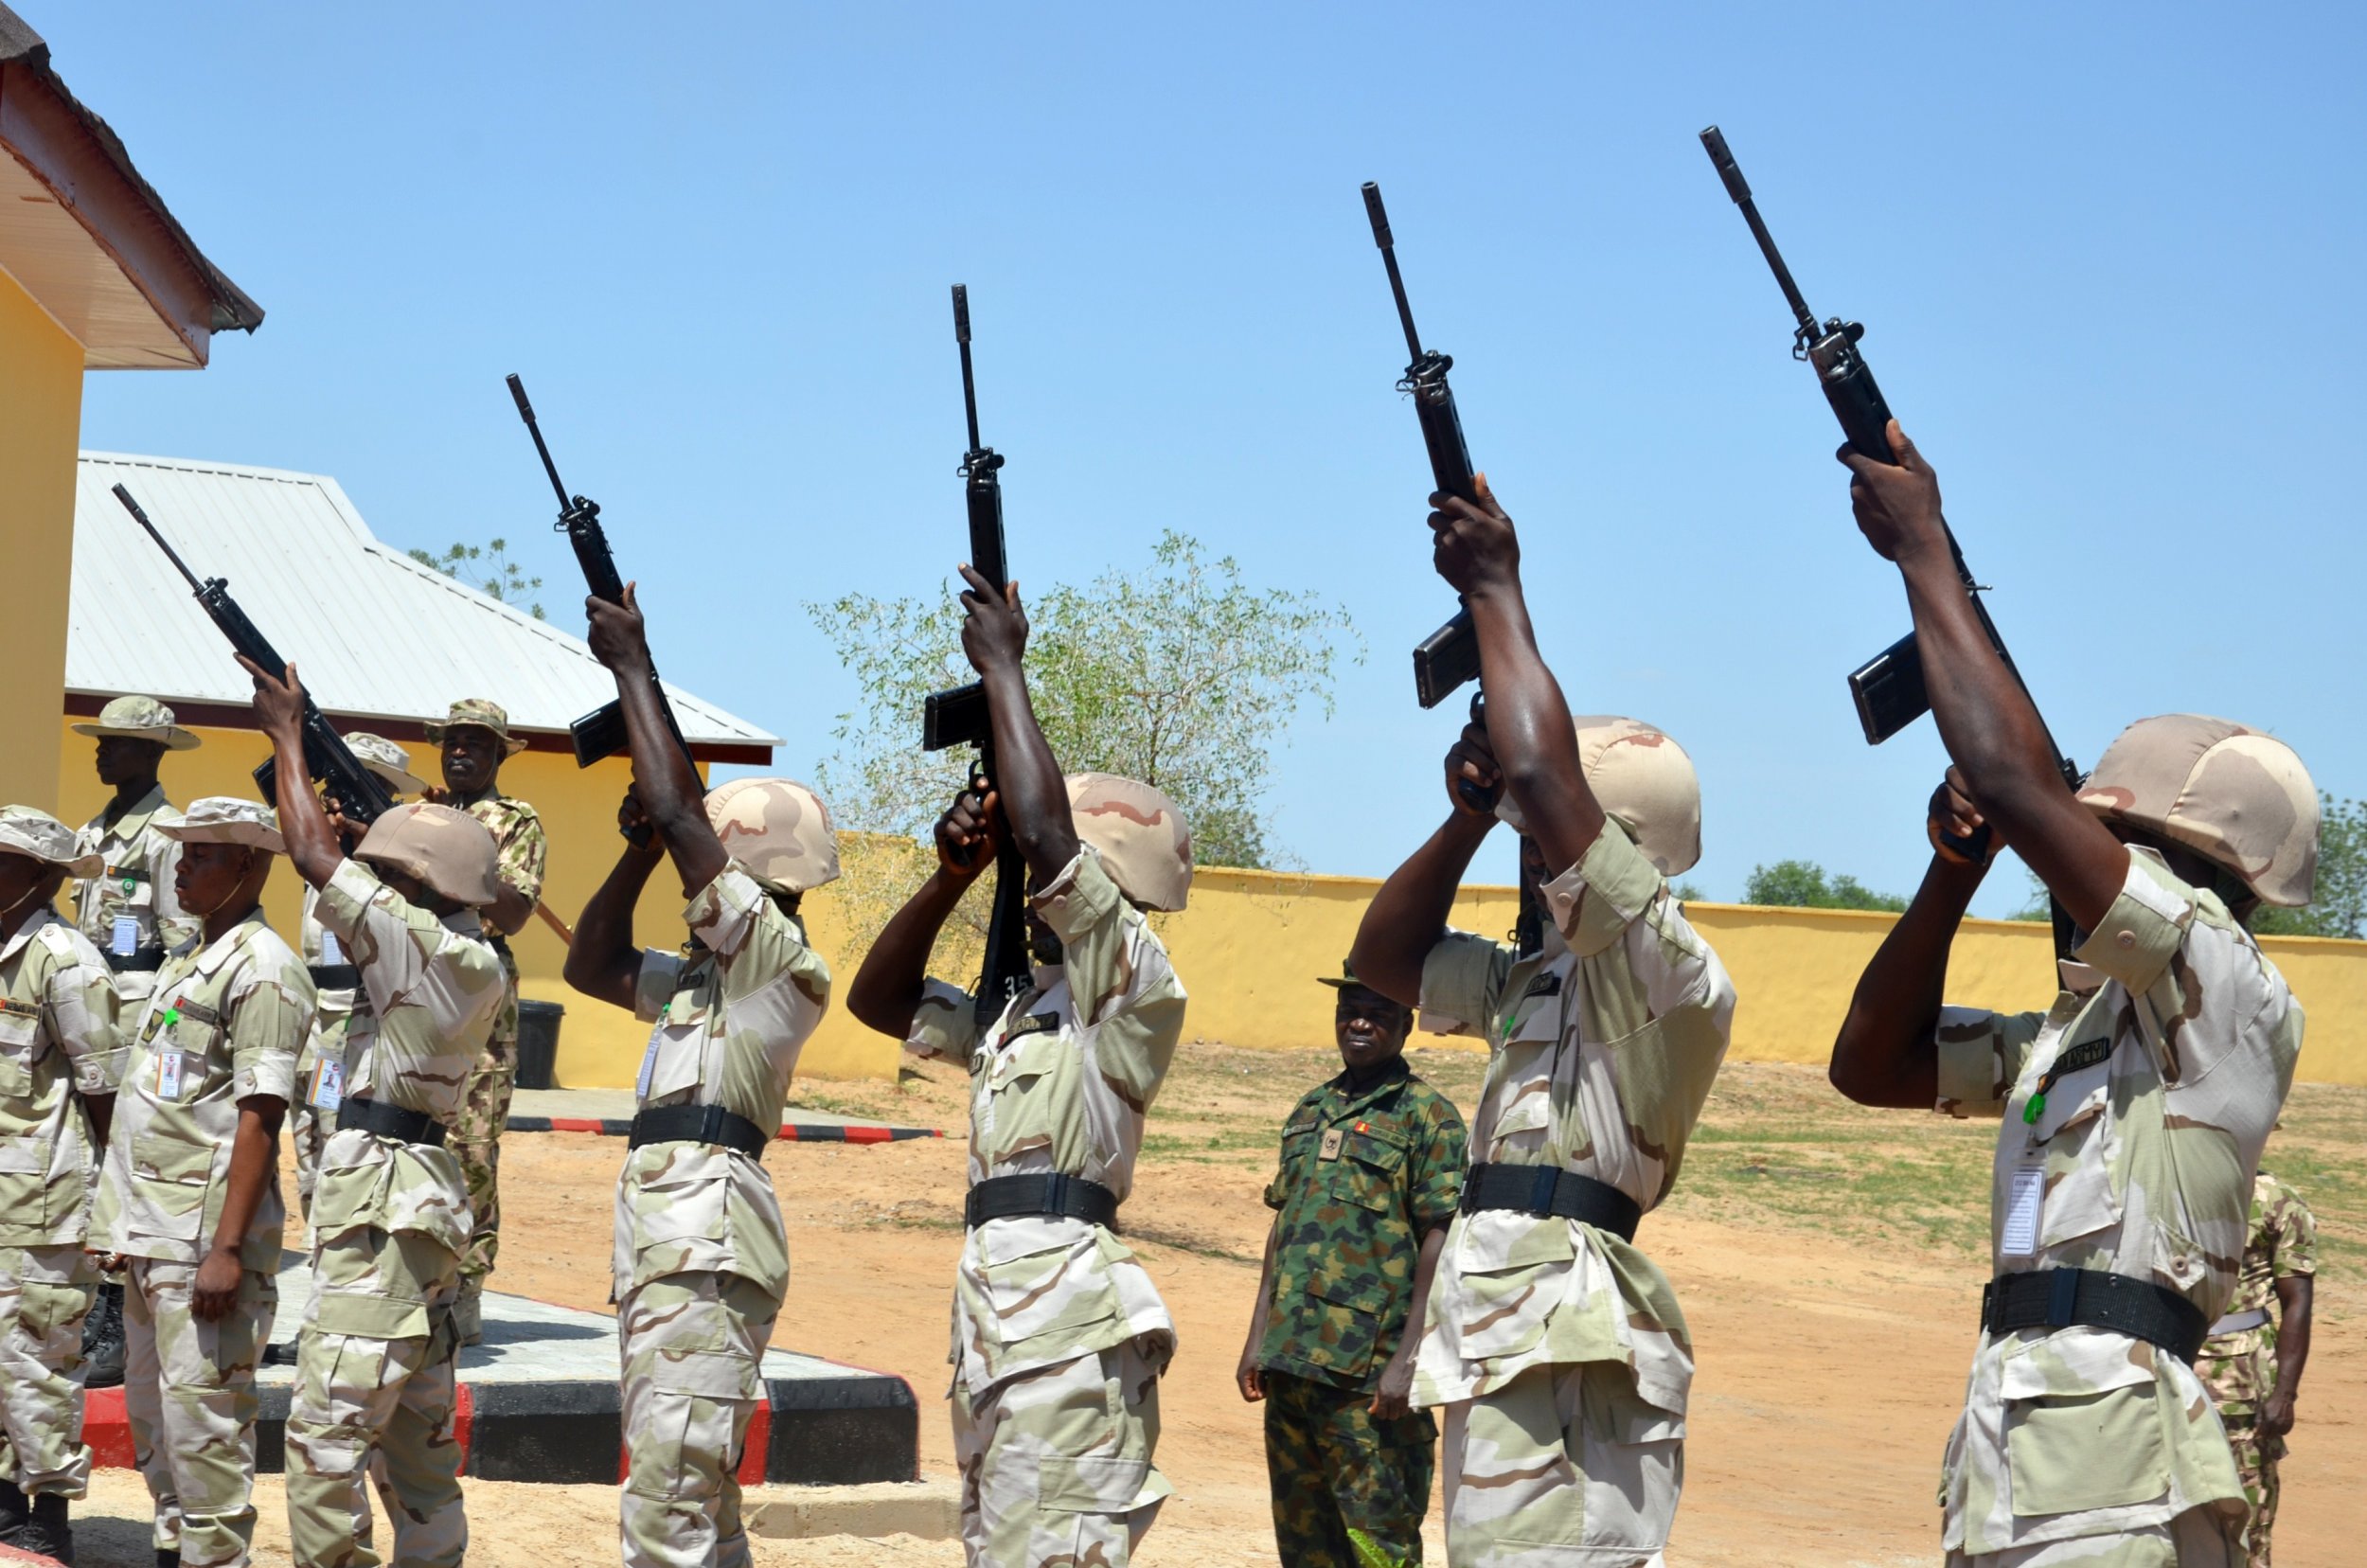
[516,999,563,1091]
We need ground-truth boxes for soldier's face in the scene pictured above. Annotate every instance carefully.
[0,853,54,918]
[1023,907,1063,966]
[175,842,262,917]
[95,737,166,787]
[1334,985,1411,1071]
[440,727,502,795]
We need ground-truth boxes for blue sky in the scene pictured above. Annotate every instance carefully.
[65,3,2365,912]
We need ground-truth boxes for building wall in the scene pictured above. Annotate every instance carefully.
[1,273,86,813]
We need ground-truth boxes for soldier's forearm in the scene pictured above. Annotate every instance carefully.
[2275,1276,2313,1398]
[847,869,971,1040]
[209,1100,282,1259]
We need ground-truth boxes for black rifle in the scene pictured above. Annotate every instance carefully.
[115,484,397,827]
[921,287,1034,1025]
[506,374,701,785]
[1699,128,2082,865]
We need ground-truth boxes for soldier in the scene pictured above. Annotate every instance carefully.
[565,583,838,1568]
[421,699,547,1346]
[244,659,504,1568]
[845,565,1191,1568]
[0,807,121,1565]
[1236,962,1465,1568]
[72,694,204,1392]
[2197,1168,2315,1566]
[292,735,429,1234]
[92,797,311,1568]
[1348,481,1735,1568]
[1825,421,2311,1566]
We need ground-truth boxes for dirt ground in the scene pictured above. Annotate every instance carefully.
[67,1049,2365,1566]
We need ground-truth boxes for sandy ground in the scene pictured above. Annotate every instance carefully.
[62,1053,2364,1566]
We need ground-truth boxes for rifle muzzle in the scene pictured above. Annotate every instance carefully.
[1361,182,1393,247]
[1699,126,1751,205]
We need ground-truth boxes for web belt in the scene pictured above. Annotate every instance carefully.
[965,1172,1120,1231]
[336,1096,448,1149]
[1459,1162,1642,1243]
[1982,1268,2209,1363]
[628,1103,770,1158]
[308,963,359,990]
[105,948,166,974]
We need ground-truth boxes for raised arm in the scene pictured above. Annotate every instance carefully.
[564,788,663,1011]
[1348,723,1500,1007]
[845,791,994,1039]
[584,585,726,896]
[955,565,1080,885]
[240,657,343,891]
[1840,423,2126,933]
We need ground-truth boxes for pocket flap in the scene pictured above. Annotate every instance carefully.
[0,1135,47,1174]
[132,1131,213,1185]
[1040,1454,1156,1514]
[1344,1131,1407,1172]
[1998,1327,2161,1400]
[1456,1208,1575,1274]
[0,1011,37,1047]
[650,1349,762,1399]
[997,1030,1067,1084]
[312,1289,429,1341]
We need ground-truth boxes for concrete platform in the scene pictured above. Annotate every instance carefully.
[745,1478,961,1541]
[87,1254,919,1487]
[507,1087,947,1143]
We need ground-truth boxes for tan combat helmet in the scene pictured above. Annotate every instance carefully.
[0,806,103,878]
[706,778,840,895]
[1065,773,1191,911]
[71,694,202,751]
[346,733,430,797]
[2074,715,2318,908]
[353,803,503,907]
[1557,718,1702,877]
[156,797,285,854]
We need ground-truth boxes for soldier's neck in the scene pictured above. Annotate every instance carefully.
[452,784,500,809]
[107,775,160,821]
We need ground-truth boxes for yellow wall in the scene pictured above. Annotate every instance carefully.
[1,272,87,814]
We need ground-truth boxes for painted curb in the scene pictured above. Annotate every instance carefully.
[505,1115,943,1143]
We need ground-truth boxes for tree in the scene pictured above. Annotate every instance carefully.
[2253,793,2365,939]
[407,538,545,620]
[1742,859,1907,913]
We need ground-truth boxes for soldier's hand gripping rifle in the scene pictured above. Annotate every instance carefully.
[922,287,1034,1026]
[506,374,702,786]
[115,484,397,827]
[1698,128,2082,877]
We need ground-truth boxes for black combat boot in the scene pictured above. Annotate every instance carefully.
[17,1492,72,1565]
[81,1281,126,1391]
[156,1551,179,1568]
[0,1476,28,1545]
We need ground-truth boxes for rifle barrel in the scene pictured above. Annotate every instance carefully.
[1361,183,1426,365]
[1698,128,1820,337]
[952,286,984,456]
[506,373,574,511]
[112,485,205,592]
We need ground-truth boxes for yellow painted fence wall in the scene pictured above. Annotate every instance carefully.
[1,271,87,814]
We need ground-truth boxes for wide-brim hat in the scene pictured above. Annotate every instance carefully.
[0,806,103,878]
[155,797,285,855]
[424,698,527,757]
[346,732,430,797]
[1316,958,1406,1005]
[71,694,201,752]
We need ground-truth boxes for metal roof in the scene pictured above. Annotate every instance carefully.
[68,453,777,753]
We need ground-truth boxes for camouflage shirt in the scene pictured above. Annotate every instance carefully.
[617,864,831,1302]
[74,785,195,984]
[461,792,547,907]
[0,902,120,1248]
[92,910,310,1269]
[1410,817,1736,1420]
[1931,847,2302,1556]
[309,858,504,1259]
[1257,1059,1466,1391]
[2198,1170,2315,1417]
[905,847,1188,1395]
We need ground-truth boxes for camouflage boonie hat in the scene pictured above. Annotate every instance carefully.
[0,806,102,877]
[424,698,526,757]
[1065,773,1191,912]
[2076,715,2318,908]
[346,732,429,797]
[1316,957,1404,1003]
[156,797,285,854]
[706,778,840,894]
[71,694,202,751]
[354,802,502,907]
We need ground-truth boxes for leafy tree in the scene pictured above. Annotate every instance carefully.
[2253,793,2365,939]
[407,538,545,620]
[1743,859,1907,913]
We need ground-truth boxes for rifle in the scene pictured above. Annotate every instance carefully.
[921,287,1035,1025]
[506,374,702,785]
[115,484,397,827]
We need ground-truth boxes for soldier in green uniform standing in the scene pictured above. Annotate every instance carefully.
[2197,1169,2315,1567]
[1237,963,1465,1568]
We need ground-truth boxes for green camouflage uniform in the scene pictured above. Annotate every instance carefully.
[904,847,1188,1568]
[93,908,310,1568]
[1257,1058,1466,1568]
[1930,849,2301,1567]
[1411,819,1736,1568]
[75,785,196,1013]
[2196,1172,2314,1568]
[0,900,120,1501]
[452,792,545,1294]
[616,864,829,1568]
[285,859,502,1568]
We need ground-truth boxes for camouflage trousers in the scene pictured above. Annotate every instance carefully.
[1436,1360,1684,1568]
[284,1225,466,1568]
[1263,1370,1436,1568]
[451,959,519,1291]
[2225,1422,2279,1568]
[1946,1506,2242,1567]
[617,1269,781,1568]
[123,1256,276,1568]
[0,1243,97,1497]
[951,1340,1171,1568]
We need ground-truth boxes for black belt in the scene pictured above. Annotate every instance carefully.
[105,948,166,974]
[1460,1163,1642,1243]
[1982,1268,2210,1363]
[628,1103,770,1158]
[965,1172,1120,1231]
[336,1096,448,1149]
[309,963,359,990]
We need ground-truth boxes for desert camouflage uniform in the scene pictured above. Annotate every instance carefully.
[1258,1059,1465,1567]
[1929,848,2301,1567]
[2196,1172,2314,1567]
[905,847,1188,1568]
[0,901,119,1501]
[284,859,501,1568]
[615,864,829,1568]
[291,885,358,1234]
[451,793,545,1295]
[75,784,195,1013]
[93,910,310,1568]
[1410,819,1736,1568]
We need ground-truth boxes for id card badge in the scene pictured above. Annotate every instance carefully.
[155,1049,185,1101]
[2002,1161,2045,1257]
[112,916,139,957]
[635,1028,662,1101]
[319,931,343,966]
[308,1059,346,1113]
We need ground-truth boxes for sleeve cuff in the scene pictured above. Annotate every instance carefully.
[1032,848,1120,940]
[905,978,978,1061]
[76,1050,126,1096]
[1541,819,1663,958]
[685,865,766,959]
[2071,853,2194,994]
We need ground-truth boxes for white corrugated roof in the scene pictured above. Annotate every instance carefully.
[68,453,777,751]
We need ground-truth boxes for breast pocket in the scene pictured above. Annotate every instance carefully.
[1329,1129,1409,1213]
[0,1011,37,1100]
[127,1131,216,1242]
[637,1007,712,1106]
[2033,1074,2121,1249]
[986,1032,1070,1156]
